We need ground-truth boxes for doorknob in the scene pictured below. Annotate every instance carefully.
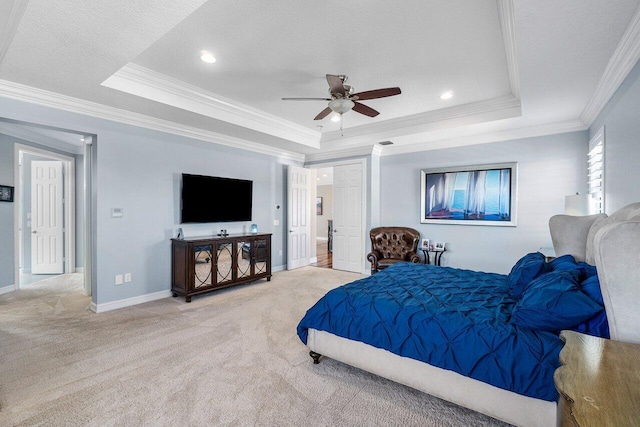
[32,230,37,234]
[289,230,293,233]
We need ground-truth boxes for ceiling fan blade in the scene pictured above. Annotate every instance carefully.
[326,74,345,96]
[353,87,401,101]
[314,107,333,120]
[352,101,380,117]
[282,97,332,101]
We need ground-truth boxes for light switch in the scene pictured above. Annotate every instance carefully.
[115,274,123,285]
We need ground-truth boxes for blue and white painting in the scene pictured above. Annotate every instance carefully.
[424,167,512,222]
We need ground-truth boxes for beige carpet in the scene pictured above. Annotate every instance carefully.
[0,267,511,426]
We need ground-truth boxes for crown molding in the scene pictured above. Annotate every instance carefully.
[497,0,520,99]
[305,145,377,163]
[0,79,305,162]
[580,4,640,127]
[320,95,521,149]
[375,120,587,157]
[102,64,320,149]
[0,0,29,64]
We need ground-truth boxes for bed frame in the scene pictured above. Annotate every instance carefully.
[305,202,640,427]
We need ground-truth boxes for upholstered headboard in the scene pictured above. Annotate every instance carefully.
[549,202,640,344]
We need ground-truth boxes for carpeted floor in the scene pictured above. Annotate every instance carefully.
[0,267,511,426]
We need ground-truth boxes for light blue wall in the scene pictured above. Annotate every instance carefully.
[0,137,14,288]
[0,97,293,305]
[378,131,589,274]
[589,59,640,213]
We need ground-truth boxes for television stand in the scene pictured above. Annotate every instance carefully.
[171,233,271,302]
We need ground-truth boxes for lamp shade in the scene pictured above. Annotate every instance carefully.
[565,194,594,216]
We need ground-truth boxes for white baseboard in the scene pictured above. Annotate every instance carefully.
[310,257,318,264]
[0,284,16,295]
[316,237,328,241]
[90,290,173,313]
[272,264,285,273]
[74,267,84,273]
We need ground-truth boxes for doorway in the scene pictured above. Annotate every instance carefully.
[313,167,333,269]
[15,145,76,287]
[306,158,366,274]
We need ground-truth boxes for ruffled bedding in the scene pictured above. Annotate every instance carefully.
[297,254,607,401]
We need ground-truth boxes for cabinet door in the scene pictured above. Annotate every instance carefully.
[215,241,234,285]
[194,244,213,289]
[253,237,269,276]
[236,239,252,280]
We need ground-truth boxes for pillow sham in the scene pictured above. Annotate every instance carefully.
[510,270,603,332]
[508,252,547,299]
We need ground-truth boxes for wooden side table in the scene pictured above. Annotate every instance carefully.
[421,248,445,266]
[554,330,640,427]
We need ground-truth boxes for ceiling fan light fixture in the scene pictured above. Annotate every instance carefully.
[330,113,341,122]
[329,98,355,114]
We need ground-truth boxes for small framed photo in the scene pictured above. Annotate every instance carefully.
[316,197,323,216]
[421,238,430,250]
[0,185,14,202]
[434,242,446,251]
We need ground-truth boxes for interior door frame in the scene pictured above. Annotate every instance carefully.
[13,143,76,288]
[306,157,368,274]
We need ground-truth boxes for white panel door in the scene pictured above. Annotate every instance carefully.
[287,165,311,270]
[31,160,64,274]
[332,162,363,273]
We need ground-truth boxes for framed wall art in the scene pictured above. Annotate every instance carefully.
[0,185,14,202]
[420,162,517,226]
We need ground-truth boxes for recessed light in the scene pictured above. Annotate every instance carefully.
[440,91,453,100]
[200,51,216,64]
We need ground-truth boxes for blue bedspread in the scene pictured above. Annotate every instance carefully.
[297,262,565,401]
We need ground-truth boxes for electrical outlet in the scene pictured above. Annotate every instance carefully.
[273,219,280,226]
[279,250,282,256]
[124,273,131,283]
[115,274,123,285]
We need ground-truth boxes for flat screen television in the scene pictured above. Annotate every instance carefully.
[181,174,253,223]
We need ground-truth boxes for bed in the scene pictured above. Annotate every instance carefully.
[297,202,640,427]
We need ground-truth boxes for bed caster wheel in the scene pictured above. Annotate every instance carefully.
[310,351,322,364]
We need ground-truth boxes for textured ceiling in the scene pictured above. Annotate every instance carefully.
[1,0,639,158]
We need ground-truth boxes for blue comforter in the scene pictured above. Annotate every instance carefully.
[298,262,567,401]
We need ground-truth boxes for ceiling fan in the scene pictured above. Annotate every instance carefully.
[282,74,401,121]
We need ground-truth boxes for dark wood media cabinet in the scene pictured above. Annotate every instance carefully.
[171,233,272,302]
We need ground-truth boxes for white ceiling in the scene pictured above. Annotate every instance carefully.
[1,0,639,160]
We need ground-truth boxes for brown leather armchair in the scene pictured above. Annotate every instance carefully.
[367,226,421,274]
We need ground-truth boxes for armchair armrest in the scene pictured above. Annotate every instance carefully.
[367,250,382,274]
[406,252,420,264]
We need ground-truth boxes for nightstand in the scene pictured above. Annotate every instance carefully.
[554,330,640,426]
[421,248,445,266]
